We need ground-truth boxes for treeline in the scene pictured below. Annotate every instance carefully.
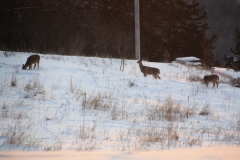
[0,0,239,66]
[198,0,240,68]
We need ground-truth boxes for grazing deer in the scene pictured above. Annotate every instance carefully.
[203,74,219,88]
[137,59,161,79]
[22,54,40,70]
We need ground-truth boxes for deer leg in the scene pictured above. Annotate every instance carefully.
[33,64,36,69]
[212,82,215,88]
[216,82,218,87]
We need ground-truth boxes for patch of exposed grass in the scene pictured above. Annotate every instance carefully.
[147,97,196,122]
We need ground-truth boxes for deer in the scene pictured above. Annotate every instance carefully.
[203,74,219,88]
[22,54,40,70]
[137,59,161,79]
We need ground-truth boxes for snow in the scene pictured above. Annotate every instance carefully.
[175,56,201,66]
[175,56,201,62]
[0,51,240,158]
[0,146,240,160]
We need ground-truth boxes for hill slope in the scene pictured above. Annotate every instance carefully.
[0,52,239,151]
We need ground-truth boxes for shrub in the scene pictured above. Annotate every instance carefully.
[199,104,211,116]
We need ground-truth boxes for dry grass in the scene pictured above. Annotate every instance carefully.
[230,77,240,88]
[2,123,42,150]
[3,51,16,57]
[82,91,116,111]
[188,75,202,82]
[147,97,196,122]
[23,76,45,98]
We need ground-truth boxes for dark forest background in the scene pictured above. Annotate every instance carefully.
[0,0,240,67]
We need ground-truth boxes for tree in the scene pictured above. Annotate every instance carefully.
[162,49,171,63]
[88,0,134,58]
[230,27,240,70]
[140,0,210,61]
[198,0,240,63]
[112,28,133,71]
[201,34,217,68]
[91,22,112,56]
[223,54,234,68]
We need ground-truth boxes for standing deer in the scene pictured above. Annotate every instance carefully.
[22,54,40,70]
[137,59,161,79]
[203,74,219,88]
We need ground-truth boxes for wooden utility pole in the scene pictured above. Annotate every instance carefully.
[135,0,140,60]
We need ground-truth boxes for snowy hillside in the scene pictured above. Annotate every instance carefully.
[0,51,239,151]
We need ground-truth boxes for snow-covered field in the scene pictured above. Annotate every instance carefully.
[0,51,239,154]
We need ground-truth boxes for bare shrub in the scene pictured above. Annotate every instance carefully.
[89,93,103,110]
[199,104,211,116]
[128,80,135,88]
[11,74,17,87]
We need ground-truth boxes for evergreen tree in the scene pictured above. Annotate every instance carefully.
[140,0,210,61]
[201,34,217,68]
[223,54,234,68]
[230,27,240,70]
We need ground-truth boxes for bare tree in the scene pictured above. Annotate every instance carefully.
[69,36,86,56]
[112,29,132,71]
[91,22,112,56]
[163,49,171,63]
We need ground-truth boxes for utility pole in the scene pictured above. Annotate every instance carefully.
[135,0,140,60]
